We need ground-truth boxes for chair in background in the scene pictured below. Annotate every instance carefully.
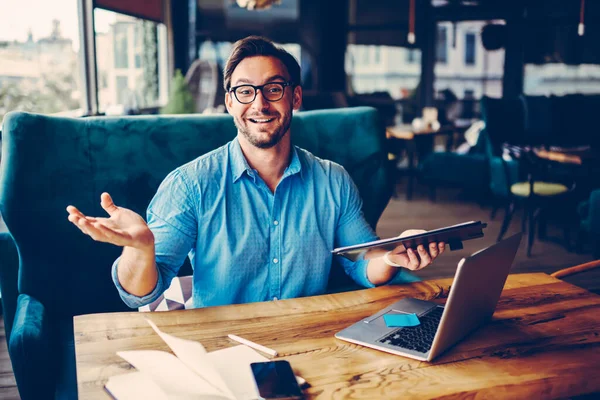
[0,106,392,399]
[497,145,576,257]
[577,189,600,258]
[185,59,226,113]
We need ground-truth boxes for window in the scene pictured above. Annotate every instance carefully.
[465,33,476,66]
[116,76,129,105]
[346,45,421,99]
[133,24,142,68]
[525,64,600,95]
[95,9,169,113]
[406,49,420,64]
[0,0,83,121]
[434,21,505,119]
[113,23,128,69]
[436,26,448,63]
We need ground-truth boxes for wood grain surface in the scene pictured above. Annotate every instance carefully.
[74,273,600,399]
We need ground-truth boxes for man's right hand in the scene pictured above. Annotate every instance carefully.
[66,192,154,250]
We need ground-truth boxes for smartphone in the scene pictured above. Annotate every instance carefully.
[250,360,304,400]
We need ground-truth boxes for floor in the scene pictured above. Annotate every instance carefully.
[0,182,597,399]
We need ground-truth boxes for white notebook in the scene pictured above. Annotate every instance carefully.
[104,318,275,400]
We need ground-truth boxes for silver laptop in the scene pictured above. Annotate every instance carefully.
[335,233,522,362]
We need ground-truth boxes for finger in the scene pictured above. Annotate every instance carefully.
[386,252,409,267]
[399,229,426,238]
[66,205,86,218]
[68,215,90,235]
[429,242,439,258]
[417,245,432,268]
[100,192,119,216]
[406,248,420,270]
[76,217,93,236]
[438,242,446,254]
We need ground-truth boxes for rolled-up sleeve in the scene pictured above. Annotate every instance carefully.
[334,169,420,287]
[334,169,379,288]
[111,169,198,308]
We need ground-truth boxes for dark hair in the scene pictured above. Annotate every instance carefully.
[223,35,301,91]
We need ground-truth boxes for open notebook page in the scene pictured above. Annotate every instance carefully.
[117,350,230,399]
[146,318,235,399]
[104,371,169,400]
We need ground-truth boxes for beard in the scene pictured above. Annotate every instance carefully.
[233,108,293,149]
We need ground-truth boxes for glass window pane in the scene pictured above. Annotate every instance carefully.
[436,26,448,64]
[95,9,168,114]
[346,44,421,100]
[465,33,476,66]
[525,64,600,95]
[435,21,505,121]
[0,0,83,120]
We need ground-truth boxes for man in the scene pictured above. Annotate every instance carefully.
[66,36,444,309]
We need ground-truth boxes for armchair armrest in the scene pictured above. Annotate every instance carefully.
[0,232,19,339]
[9,294,55,400]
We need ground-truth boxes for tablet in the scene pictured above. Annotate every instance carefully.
[332,221,487,261]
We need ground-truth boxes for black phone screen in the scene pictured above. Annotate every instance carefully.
[250,360,304,400]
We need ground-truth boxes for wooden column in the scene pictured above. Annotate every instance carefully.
[502,16,525,98]
[299,0,348,92]
[170,0,195,75]
[419,5,436,109]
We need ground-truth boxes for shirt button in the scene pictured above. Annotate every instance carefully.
[273,220,279,226]
[273,258,279,264]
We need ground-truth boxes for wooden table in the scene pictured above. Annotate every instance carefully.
[534,147,597,166]
[75,273,600,399]
[386,124,455,200]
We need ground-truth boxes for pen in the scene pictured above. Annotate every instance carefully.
[228,334,278,357]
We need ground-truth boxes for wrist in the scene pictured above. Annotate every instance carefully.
[134,229,155,252]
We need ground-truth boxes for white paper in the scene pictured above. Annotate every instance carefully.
[117,350,230,400]
[207,345,269,400]
[111,318,304,400]
[146,319,235,399]
[105,371,169,400]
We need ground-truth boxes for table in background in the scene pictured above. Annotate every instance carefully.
[75,273,600,399]
[386,124,456,200]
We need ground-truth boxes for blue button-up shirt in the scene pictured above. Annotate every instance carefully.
[112,138,409,308]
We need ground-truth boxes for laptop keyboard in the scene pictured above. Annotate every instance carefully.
[377,307,444,354]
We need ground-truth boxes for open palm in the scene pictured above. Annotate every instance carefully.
[67,192,154,250]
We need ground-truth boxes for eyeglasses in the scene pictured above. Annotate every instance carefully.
[229,82,294,104]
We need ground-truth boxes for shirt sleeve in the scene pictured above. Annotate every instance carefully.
[111,168,198,308]
[333,168,420,287]
[334,167,379,288]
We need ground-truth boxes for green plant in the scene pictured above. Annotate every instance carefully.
[161,69,195,114]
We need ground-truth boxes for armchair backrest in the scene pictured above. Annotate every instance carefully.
[0,106,391,321]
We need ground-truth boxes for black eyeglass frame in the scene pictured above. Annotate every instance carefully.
[229,81,295,104]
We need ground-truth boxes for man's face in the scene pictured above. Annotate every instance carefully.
[225,56,302,149]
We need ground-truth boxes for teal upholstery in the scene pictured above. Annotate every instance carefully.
[579,189,600,257]
[0,106,392,399]
[420,94,600,199]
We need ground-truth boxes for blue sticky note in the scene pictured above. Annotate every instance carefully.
[383,313,420,327]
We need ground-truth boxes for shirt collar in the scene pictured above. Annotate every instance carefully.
[230,137,303,183]
[230,138,255,183]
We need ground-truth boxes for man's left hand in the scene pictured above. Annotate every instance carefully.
[385,229,445,271]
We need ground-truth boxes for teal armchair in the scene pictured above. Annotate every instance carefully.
[578,189,600,258]
[0,106,392,399]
